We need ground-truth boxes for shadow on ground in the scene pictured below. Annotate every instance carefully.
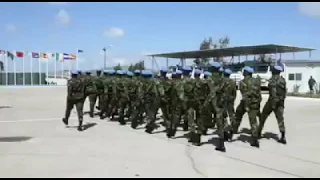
[0,106,12,110]
[67,122,97,131]
[0,136,32,142]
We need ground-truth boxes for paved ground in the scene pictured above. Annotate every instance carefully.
[0,87,320,178]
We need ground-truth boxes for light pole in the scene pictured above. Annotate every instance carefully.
[103,45,113,70]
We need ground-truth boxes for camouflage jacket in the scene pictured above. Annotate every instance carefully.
[114,77,129,99]
[157,77,173,102]
[140,78,159,104]
[67,77,85,100]
[223,77,237,102]
[268,75,286,102]
[239,76,262,109]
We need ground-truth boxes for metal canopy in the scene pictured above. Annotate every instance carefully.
[147,44,315,59]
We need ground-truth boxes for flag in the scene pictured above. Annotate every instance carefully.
[16,51,24,58]
[78,49,83,53]
[63,53,76,60]
[32,52,39,58]
[7,51,14,61]
[70,54,76,60]
[0,50,6,55]
[56,53,63,62]
[41,53,48,59]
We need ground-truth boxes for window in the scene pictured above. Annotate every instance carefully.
[296,73,302,81]
[288,73,302,81]
[288,74,295,81]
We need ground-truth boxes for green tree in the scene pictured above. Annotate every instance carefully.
[113,63,122,71]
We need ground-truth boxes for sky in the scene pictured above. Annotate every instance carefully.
[1,2,320,72]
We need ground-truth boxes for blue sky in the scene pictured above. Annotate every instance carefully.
[1,2,320,72]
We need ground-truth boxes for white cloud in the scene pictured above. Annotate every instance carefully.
[48,2,68,5]
[298,2,320,18]
[103,27,125,38]
[56,9,71,25]
[5,24,16,33]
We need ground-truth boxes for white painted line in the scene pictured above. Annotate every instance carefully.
[0,117,77,123]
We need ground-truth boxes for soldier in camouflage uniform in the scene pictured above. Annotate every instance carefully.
[62,70,86,131]
[100,70,115,119]
[89,70,103,117]
[205,62,227,152]
[140,70,160,134]
[81,71,96,118]
[180,66,193,132]
[125,71,135,118]
[258,65,287,144]
[222,68,237,136]
[230,66,261,148]
[129,70,145,129]
[113,70,129,125]
[158,67,172,129]
[166,70,183,138]
[198,71,212,135]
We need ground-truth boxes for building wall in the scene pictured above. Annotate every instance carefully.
[285,65,320,93]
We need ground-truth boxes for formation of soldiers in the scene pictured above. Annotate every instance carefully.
[62,61,287,152]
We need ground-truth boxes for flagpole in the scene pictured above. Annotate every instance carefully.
[76,49,79,70]
[54,53,57,80]
[39,52,41,85]
[13,50,16,86]
[46,53,49,85]
[30,53,33,86]
[5,53,8,86]
[61,54,64,79]
[22,51,25,86]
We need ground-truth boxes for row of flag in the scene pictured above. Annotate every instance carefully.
[0,49,84,62]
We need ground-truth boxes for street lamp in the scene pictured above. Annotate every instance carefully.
[103,45,113,70]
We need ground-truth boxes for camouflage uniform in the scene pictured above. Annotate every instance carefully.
[158,68,172,130]
[231,67,261,148]
[62,70,86,131]
[88,70,102,118]
[198,71,212,135]
[141,70,160,134]
[100,70,116,119]
[113,70,129,125]
[258,66,287,144]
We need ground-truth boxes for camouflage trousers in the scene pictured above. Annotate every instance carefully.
[232,100,259,138]
[165,101,182,135]
[144,100,160,131]
[129,100,145,129]
[64,98,85,124]
[258,99,285,134]
[221,100,235,131]
[160,99,171,127]
[207,98,225,139]
[100,93,113,119]
[184,101,201,134]
[111,95,128,124]
[88,94,98,116]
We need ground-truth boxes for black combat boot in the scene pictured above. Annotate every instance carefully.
[257,131,262,139]
[192,133,201,146]
[90,112,94,118]
[145,125,153,134]
[183,121,189,131]
[62,118,68,126]
[228,130,234,141]
[77,118,83,131]
[170,128,177,137]
[201,128,208,136]
[96,106,100,110]
[188,132,194,142]
[119,118,126,125]
[224,131,231,142]
[131,121,138,129]
[250,137,260,148]
[278,132,287,144]
[215,138,226,152]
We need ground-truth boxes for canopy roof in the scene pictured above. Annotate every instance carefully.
[147,44,315,59]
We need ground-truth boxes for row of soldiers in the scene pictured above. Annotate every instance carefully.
[62,62,287,152]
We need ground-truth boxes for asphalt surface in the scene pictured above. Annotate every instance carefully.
[0,86,320,178]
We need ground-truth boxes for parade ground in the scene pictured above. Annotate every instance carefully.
[0,87,320,178]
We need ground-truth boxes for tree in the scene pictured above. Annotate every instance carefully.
[113,63,122,71]
[193,36,231,65]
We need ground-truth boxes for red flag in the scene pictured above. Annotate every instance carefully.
[16,51,24,58]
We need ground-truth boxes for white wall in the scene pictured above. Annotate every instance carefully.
[285,65,320,93]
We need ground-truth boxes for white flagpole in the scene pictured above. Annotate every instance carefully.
[13,50,16,86]
[54,53,57,79]
[46,53,49,85]
[61,54,64,79]
[30,53,33,86]
[39,52,41,85]
[5,53,8,86]
[22,51,25,86]
[76,49,79,70]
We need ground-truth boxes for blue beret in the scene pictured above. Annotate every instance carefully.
[171,72,177,75]
[182,66,192,71]
[160,67,168,73]
[107,70,116,74]
[134,70,141,74]
[116,70,124,75]
[85,71,91,74]
[203,71,212,76]
[176,70,183,75]
[219,67,224,72]
[71,70,78,75]
[224,68,232,75]
[210,62,221,68]
[122,70,128,74]
[274,66,283,72]
[243,66,254,73]
[194,69,202,75]
[142,70,153,76]
[127,71,134,76]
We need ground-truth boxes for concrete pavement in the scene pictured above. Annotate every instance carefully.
[0,87,320,178]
